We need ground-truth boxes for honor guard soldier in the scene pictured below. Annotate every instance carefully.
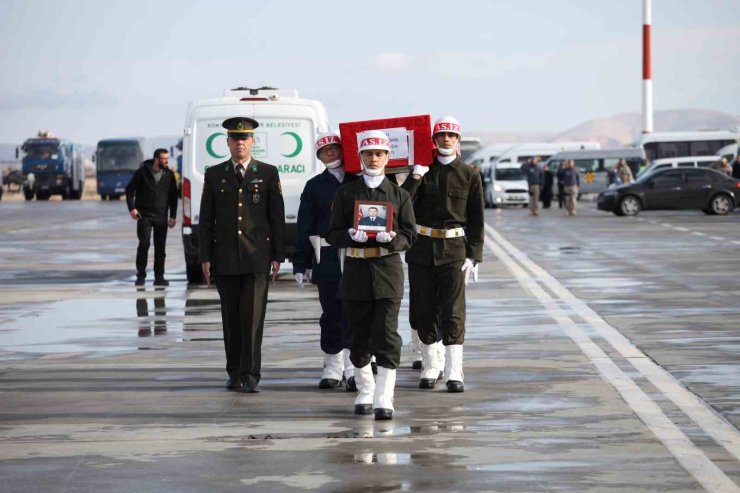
[326,130,417,420]
[199,116,286,393]
[402,116,484,393]
[294,132,359,390]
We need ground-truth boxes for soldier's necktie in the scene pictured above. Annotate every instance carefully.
[235,164,244,185]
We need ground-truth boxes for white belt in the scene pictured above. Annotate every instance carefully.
[415,225,465,239]
[308,235,332,263]
[345,247,393,259]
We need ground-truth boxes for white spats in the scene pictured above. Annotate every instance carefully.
[373,367,396,411]
[354,363,375,406]
[322,352,344,381]
[445,344,464,383]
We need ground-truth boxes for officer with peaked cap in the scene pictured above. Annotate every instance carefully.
[326,130,417,420]
[199,116,286,393]
[402,116,484,393]
[294,132,359,391]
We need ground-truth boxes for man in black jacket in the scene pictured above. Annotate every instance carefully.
[199,117,286,394]
[125,148,178,287]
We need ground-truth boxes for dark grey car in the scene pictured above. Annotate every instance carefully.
[597,167,739,216]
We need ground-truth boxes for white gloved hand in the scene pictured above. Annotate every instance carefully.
[294,273,304,287]
[304,269,312,282]
[461,258,479,285]
[375,231,396,243]
[411,164,429,177]
[348,228,368,243]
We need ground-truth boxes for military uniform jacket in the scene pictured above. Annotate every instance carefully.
[199,159,286,275]
[326,177,416,301]
[293,169,358,284]
[402,157,484,266]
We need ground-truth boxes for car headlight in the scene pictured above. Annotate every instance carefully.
[493,184,504,192]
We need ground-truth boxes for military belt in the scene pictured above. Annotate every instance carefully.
[346,247,393,259]
[415,225,465,239]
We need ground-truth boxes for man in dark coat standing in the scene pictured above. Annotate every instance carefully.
[402,116,484,393]
[327,130,417,421]
[199,117,286,393]
[294,132,359,390]
[541,162,554,209]
[125,148,178,286]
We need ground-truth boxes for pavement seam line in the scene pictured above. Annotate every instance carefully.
[486,223,740,463]
[484,224,740,493]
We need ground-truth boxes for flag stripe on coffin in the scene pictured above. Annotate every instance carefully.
[339,115,433,174]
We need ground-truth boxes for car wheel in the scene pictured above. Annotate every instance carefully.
[709,193,733,215]
[619,196,641,216]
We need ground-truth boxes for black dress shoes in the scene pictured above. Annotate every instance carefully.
[319,378,341,389]
[412,360,422,370]
[354,404,372,415]
[446,380,464,393]
[153,277,170,287]
[243,383,261,393]
[419,378,436,389]
[135,276,145,287]
[226,377,241,390]
[374,408,393,420]
[345,376,357,392]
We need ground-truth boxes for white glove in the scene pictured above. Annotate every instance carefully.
[411,164,429,177]
[461,258,478,285]
[304,269,312,282]
[294,273,304,287]
[375,231,396,243]
[348,228,368,243]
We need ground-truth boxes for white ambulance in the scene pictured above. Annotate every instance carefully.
[180,87,329,283]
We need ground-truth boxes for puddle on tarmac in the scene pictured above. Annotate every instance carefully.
[0,295,186,356]
[471,460,591,472]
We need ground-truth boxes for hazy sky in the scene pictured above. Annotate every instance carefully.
[1,0,737,145]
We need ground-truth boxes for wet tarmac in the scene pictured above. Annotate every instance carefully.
[1,201,739,492]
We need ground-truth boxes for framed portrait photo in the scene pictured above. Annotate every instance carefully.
[353,200,394,234]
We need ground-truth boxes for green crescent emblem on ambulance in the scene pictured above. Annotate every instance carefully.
[206,132,227,159]
[281,132,303,158]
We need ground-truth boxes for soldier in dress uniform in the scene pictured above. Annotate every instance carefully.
[294,132,359,391]
[326,130,416,420]
[402,116,484,393]
[199,116,286,393]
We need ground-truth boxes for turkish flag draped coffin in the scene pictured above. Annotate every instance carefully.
[339,115,433,174]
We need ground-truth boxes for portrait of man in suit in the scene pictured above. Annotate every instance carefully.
[358,205,387,230]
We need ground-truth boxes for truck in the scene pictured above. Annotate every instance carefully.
[94,138,148,200]
[180,86,329,283]
[18,131,85,200]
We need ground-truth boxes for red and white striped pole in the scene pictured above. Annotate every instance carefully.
[642,0,653,133]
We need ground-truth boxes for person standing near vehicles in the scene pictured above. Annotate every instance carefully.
[711,158,732,176]
[402,116,484,393]
[199,117,286,394]
[541,162,554,209]
[294,132,359,391]
[522,157,543,216]
[556,160,567,209]
[326,130,416,420]
[125,148,178,287]
[615,158,634,185]
[730,155,740,179]
[562,159,580,216]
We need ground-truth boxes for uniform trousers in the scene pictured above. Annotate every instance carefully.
[317,281,348,354]
[216,274,269,385]
[345,299,402,370]
[136,215,168,277]
[408,260,466,346]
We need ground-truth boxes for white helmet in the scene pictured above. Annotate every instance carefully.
[314,132,341,157]
[357,130,391,153]
[433,116,462,137]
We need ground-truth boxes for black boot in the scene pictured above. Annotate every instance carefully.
[354,404,372,415]
[374,408,393,420]
[345,376,357,392]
